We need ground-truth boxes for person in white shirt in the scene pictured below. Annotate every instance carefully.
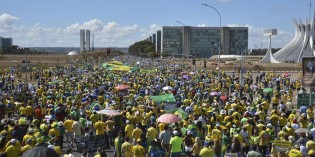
[310,124,315,141]
[72,118,83,138]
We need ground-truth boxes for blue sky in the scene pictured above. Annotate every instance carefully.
[0,0,313,48]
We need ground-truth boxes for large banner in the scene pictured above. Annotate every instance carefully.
[75,134,107,153]
[302,57,315,86]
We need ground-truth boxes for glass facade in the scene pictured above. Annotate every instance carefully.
[162,27,183,56]
[161,26,248,58]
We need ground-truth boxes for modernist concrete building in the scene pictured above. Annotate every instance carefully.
[80,29,91,52]
[0,36,13,50]
[273,15,315,63]
[156,30,161,52]
[161,26,248,58]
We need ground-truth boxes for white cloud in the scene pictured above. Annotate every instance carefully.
[227,24,294,49]
[0,13,19,30]
[149,24,161,33]
[197,24,207,27]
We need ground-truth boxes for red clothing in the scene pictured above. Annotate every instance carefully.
[35,108,43,119]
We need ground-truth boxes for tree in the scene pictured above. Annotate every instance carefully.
[129,40,155,56]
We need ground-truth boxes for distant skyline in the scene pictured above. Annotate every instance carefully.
[0,0,314,48]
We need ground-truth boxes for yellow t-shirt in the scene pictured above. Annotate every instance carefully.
[122,142,133,157]
[21,144,33,154]
[132,145,145,157]
[211,129,222,141]
[132,128,143,141]
[259,131,269,146]
[64,119,74,132]
[48,128,60,137]
[105,120,115,131]
[199,147,214,157]
[94,121,106,135]
[288,148,303,157]
[5,144,21,157]
[146,127,158,141]
[125,124,134,139]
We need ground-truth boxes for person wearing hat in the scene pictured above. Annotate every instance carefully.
[22,129,36,146]
[132,138,145,157]
[212,124,222,141]
[121,136,133,157]
[288,144,303,157]
[125,120,134,140]
[21,139,33,154]
[169,130,183,157]
[199,141,214,157]
[5,139,21,157]
[299,113,308,128]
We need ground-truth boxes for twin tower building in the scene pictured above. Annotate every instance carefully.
[80,29,92,52]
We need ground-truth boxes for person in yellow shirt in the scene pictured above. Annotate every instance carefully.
[212,124,222,141]
[5,139,21,157]
[48,123,60,141]
[132,139,145,157]
[105,117,116,145]
[132,124,143,145]
[94,119,106,135]
[258,126,269,156]
[121,136,133,157]
[199,141,214,157]
[21,139,33,154]
[145,122,157,144]
[288,144,303,157]
[22,130,36,146]
[279,113,288,130]
[64,117,74,146]
[125,120,134,139]
[90,111,99,125]
[25,104,33,121]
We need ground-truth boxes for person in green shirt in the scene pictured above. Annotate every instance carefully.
[199,141,214,157]
[169,130,183,157]
[114,131,123,157]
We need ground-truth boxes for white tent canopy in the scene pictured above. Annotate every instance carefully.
[210,55,242,59]
[67,51,79,56]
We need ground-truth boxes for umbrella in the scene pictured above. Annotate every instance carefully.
[210,92,220,96]
[295,128,309,134]
[282,72,290,77]
[162,86,173,91]
[67,51,79,56]
[96,109,121,116]
[183,74,192,80]
[220,95,227,101]
[157,114,180,123]
[115,84,130,90]
[263,88,273,93]
[23,146,58,157]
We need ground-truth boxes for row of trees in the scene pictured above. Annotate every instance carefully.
[128,40,155,56]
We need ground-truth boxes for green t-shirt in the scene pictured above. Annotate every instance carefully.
[170,136,183,153]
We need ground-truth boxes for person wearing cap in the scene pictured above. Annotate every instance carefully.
[21,139,33,154]
[5,139,21,157]
[22,129,36,146]
[169,130,183,157]
[199,141,214,157]
[125,120,134,140]
[121,136,133,157]
[132,138,146,157]
[212,124,222,141]
[132,124,143,145]
[299,113,308,128]
[288,144,303,157]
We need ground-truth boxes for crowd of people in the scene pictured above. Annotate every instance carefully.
[0,55,312,157]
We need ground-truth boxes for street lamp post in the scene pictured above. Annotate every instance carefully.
[202,3,221,70]
[175,21,185,26]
